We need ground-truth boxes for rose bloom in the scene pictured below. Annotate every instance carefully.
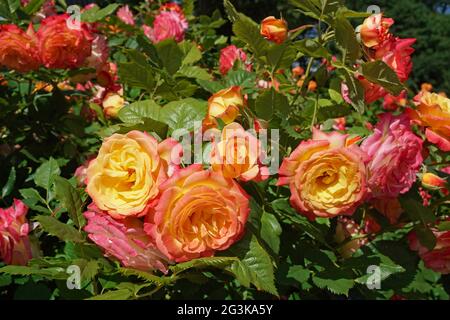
[409,222,450,274]
[260,16,288,44]
[407,92,450,151]
[359,13,394,48]
[278,129,368,221]
[117,5,135,26]
[356,75,388,104]
[209,122,269,182]
[102,93,126,118]
[86,131,182,219]
[374,37,415,82]
[143,10,188,43]
[383,90,408,111]
[37,14,93,69]
[144,165,250,262]
[84,204,168,272]
[0,199,33,265]
[0,24,40,72]
[361,113,423,199]
[207,86,244,124]
[219,45,251,75]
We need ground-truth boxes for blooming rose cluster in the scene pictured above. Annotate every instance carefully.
[357,13,416,104]
[83,123,259,267]
[279,113,424,224]
[0,14,94,73]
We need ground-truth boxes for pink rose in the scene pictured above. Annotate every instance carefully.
[144,165,250,262]
[0,199,33,265]
[219,45,251,75]
[409,222,450,274]
[361,113,423,199]
[117,5,135,26]
[374,37,415,82]
[37,14,93,69]
[84,204,169,272]
[143,11,188,44]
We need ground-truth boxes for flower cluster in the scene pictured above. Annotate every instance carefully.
[0,14,94,72]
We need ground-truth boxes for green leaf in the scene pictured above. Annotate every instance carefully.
[82,4,119,23]
[267,43,298,70]
[81,260,99,283]
[289,0,321,20]
[35,215,84,243]
[361,60,404,95]
[287,265,311,284]
[156,39,184,75]
[7,0,20,14]
[437,221,450,231]
[400,197,436,224]
[19,188,46,206]
[1,167,15,199]
[87,289,133,300]
[343,70,365,113]
[312,269,354,296]
[178,65,212,81]
[334,16,361,62]
[225,70,257,89]
[159,98,207,132]
[118,61,155,92]
[119,268,168,285]
[414,225,437,251]
[22,0,45,15]
[179,41,202,65]
[227,234,278,295]
[260,212,282,254]
[170,257,238,274]
[34,157,60,190]
[295,39,330,58]
[0,265,68,280]
[53,176,85,229]
[255,89,289,121]
[196,80,226,93]
[118,100,161,124]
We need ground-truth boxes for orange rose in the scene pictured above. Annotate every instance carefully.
[207,86,244,124]
[145,165,250,262]
[260,16,288,44]
[407,92,450,151]
[359,13,394,48]
[37,14,93,69]
[0,24,40,72]
[86,131,182,219]
[210,122,269,182]
[102,93,125,118]
[422,173,448,194]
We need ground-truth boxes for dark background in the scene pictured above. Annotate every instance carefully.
[72,0,450,93]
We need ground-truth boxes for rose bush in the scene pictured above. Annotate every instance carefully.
[0,0,449,301]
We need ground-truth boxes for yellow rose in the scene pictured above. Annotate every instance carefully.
[207,86,244,124]
[86,131,169,219]
[102,93,126,118]
[278,129,368,220]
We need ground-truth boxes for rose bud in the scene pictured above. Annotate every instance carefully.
[207,86,244,124]
[260,16,288,44]
[422,173,448,191]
